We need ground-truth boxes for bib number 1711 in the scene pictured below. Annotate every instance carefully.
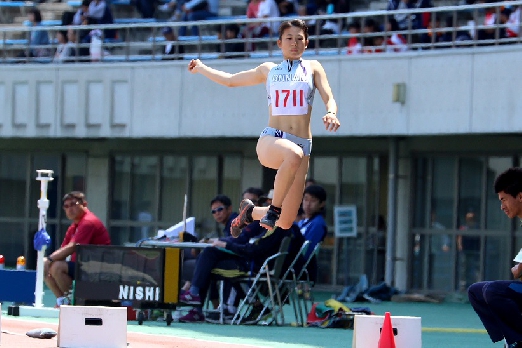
[275,89,304,108]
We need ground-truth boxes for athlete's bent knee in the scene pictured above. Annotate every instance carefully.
[284,150,304,170]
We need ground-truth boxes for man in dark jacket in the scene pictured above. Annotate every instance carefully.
[178,226,292,322]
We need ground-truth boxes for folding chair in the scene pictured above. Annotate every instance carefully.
[293,242,322,320]
[230,236,291,325]
[277,240,311,327]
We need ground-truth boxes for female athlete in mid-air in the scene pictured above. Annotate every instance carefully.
[188,18,340,236]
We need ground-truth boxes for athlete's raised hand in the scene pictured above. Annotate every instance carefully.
[188,59,203,73]
[323,112,340,132]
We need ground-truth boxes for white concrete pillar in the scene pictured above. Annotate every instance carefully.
[394,149,411,291]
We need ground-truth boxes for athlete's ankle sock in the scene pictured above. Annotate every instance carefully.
[269,205,282,216]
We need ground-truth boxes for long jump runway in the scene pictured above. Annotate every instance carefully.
[1,316,265,348]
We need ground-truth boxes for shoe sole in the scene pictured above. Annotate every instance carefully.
[231,199,254,237]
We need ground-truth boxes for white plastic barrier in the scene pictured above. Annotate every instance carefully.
[58,306,127,348]
[352,314,422,348]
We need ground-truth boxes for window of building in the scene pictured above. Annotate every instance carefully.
[109,154,243,245]
[0,154,28,219]
[412,155,515,292]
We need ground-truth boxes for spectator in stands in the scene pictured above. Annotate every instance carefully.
[346,20,362,54]
[255,0,280,37]
[386,17,407,52]
[85,0,116,39]
[136,0,156,18]
[161,26,184,59]
[246,0,262,23]
[67,27,90,61]
[496,7,517,44]
[215,23,247,58]
[361,17,380,49]
[53,30,75,63]
[157,0,179,16]
[276,0,297,17]
[179,0,219,36]
[387,0,411,29]
[313,0,340,34]
[44,192,111,305]
[243,0,262,50]
[479,1,497,39]
[505,2,521,39]
[433,15,472,48]
[297,0,318,18]
[387,0,432,32]
[367,35,386,53]
[19,8,50,59]
[86,0,106,22]
[420,15,442,45]
[73,0,91,25]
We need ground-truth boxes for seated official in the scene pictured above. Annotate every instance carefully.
[178,226,293,322]
[181,189,266,321]
[44,191,111,305]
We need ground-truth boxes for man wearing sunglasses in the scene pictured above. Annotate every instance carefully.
[209,194,238,238]
[179,190,267,322]
[44,191,111,306]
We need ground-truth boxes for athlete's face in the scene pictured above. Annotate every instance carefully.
[278,26,308,60]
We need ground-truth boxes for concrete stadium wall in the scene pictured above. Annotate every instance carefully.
[1,45,521,138]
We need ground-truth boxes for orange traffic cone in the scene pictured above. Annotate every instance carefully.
[378,312,396,348]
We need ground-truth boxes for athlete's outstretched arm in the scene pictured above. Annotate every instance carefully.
[312,60,340,132]
[187,59,272,87]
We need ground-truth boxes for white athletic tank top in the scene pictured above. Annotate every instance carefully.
[266,59,315,116]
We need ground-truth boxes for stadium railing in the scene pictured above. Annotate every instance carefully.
[0,0,521,64]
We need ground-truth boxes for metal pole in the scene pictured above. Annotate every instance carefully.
[35,169,54,308]
[385,138,398,286]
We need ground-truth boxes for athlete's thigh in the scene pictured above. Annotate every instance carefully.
[278,156,310,228]
[256,136,304,170]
